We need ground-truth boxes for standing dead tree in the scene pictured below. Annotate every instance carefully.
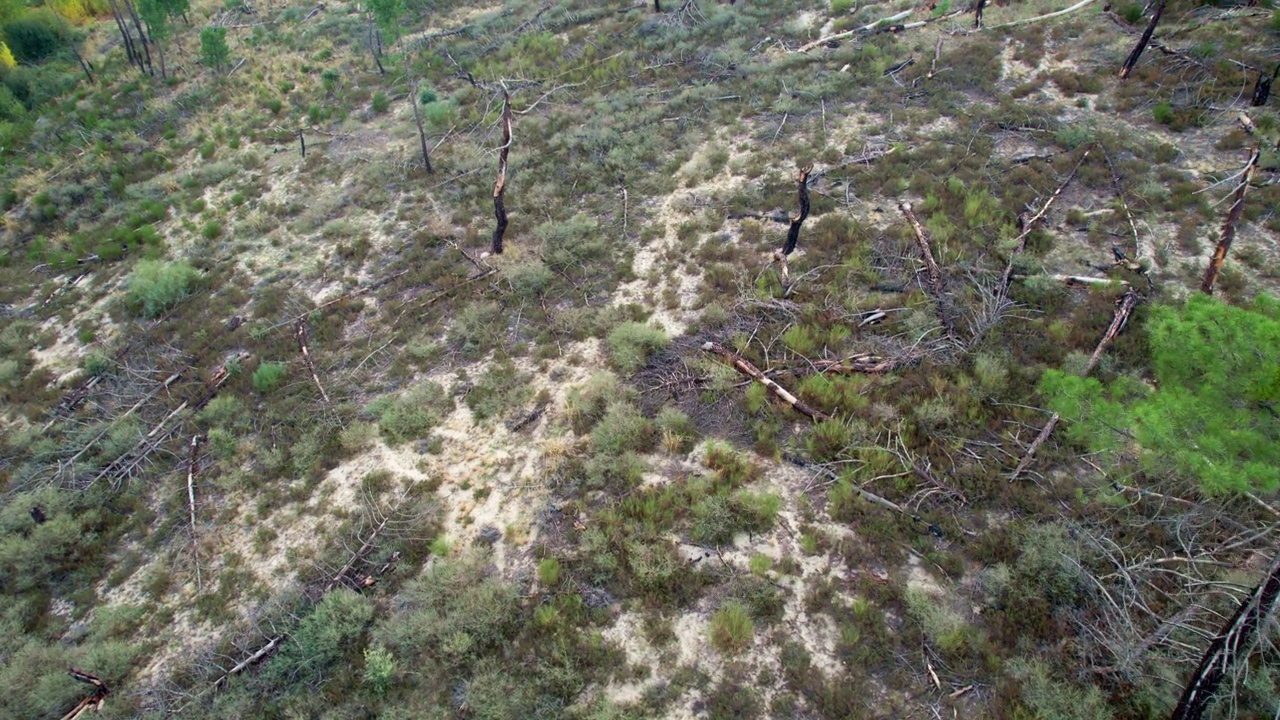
[702,341,830,421]
[1171,552,1280,720]
[899,202,959,345]
[1252,63,1279,107]
[1201,141,1260,295]
[973,0,987,28]
[409,80,435,174]
[294,319,331,405]
[491,91,513,255]
[772,164,813,287]
[1118,0,1168,79]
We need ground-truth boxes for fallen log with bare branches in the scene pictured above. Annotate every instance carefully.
[702,342,829,421]
[1009,413,1059,482]
[1085,288,1142,375]
[214,636,285,688]
[899,202,959,344]
[998,146,1093,301]
[295,319,331,405]
[61,668,109,720]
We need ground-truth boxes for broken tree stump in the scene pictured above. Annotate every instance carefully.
[1201,144,1260,295]
[491,91,512,255]
[702,341,830,421]
[781,164,813,256]
[1118,0,1168,79]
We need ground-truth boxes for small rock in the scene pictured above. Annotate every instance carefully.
[476,526,502,545]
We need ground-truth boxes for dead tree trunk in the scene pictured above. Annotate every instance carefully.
[214,636,284,688]
[998,146,1092,302]
[122,0,154,76]
[899,201,959,344]
[297,129,305,157]
[491,91,512,255]
[369,25,385,75]
[1170,552,1280,720]
[294,319,331,404]
[410,81,434,174]
[1084,288,1142,375]
[71,45,95,83]
[1201,146,1260,295]
[974,0,987,28]
[1251,63,1278,106]
[63,667,110,720]
[186,434,204,591]
[106,0,141,72]
[781,164,813,256]
[1009,413,1059,481]
[654,0,661,10]
[1118,0,1168,79]
[702,341,830,421]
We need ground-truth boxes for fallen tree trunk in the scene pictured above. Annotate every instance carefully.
[1118,0,1168,79]
[899,202,959,344]
[1171,552,1280,720]
[793,9,911,52]
[491,91,512,255]
[186,434,204,591]
[409,80,435,173]
[214,636,285,688]
[62,370,183,473]
[702,341,830,421]
[998,146,1092,301]
[295,319,331,404]
[1085,288,1142,375]
[988,0,1097,29]
[1009,412,1059,481]
[1201,145,1260,295]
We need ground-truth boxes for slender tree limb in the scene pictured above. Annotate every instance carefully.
[702,341,830,421]
[899,202,959,344]
[1085,288,1142,375]
[1119,0,1168,79]
[987,0,1097,29]
[186,434,204,591]
[213,636,285,688]
[294,319,331,405]
[1009,413,1059,481]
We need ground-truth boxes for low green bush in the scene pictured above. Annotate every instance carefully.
[366,381,453,444]
[126,260,201,317]
[709,602,753,654]
[607,321,669,374]
[251,362,285,393]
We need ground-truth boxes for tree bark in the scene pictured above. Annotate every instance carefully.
[1118,0,1168,79]
[974,0,986,28]
[899,201,958,344]
[1171,552,1280,720]
[297,129,305,157]
[1250,67,1273,107]
[370,25,385,75]
[781,164,813,256]
[122,0,154,76]
[1201,146,1259,295]
[1085,288,1141,375]
[491,91,512,255]
[410,81,434,174]
[214,636,284,688]
[106,0,141,72]
[702,341,830,421]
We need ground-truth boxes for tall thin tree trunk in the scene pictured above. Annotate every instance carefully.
[1251,63,1278,107]
[370,25,385,75]
[974,0,986,28]
[156,42,166,79]
[1119,0,1167,79]
[123,0,154,76]
[1201,146,1259,295]
[1170,553,1280,720]
[107,0,141,72]
[491,92,512,255]
[72,45,95,83]
[410,81,433,174]
[781,164,813,256]
[654,0,661,10]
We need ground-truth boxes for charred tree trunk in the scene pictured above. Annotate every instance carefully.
[370,26,385,75]
[1085,288,1142,375]
[781,164,813,256]
[1118,0,1167,79]
[491,91,512,255]
[410,81,434,174]
[899,201,959,344]
[974,0,987,28]
[1250,63,1278,107]
[654,0,661,10]
[297,129,306,157]
[1170,553,1280,720]
[1201,146,1259,295]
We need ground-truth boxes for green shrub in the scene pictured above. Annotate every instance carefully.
[81,351,112,377]
[251,362,285,393]
[656,406,697,454]
[831,0,856,10]
[371,91,389,113]
[2,10,70,63]
[709,603,754,654]
[591,401,655,456]
[268,588,373,684]
[537,557,562,585]
[607,322,669,374]
[362,645,395,695]
[366,381,453,444]
[1152,102,1174,125]
[565,372,631,434]
[465,361,533,421]
[201,219,222,239]
[904,587,975,654]
[1008,657,1113,720]
[126,260,201,317]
